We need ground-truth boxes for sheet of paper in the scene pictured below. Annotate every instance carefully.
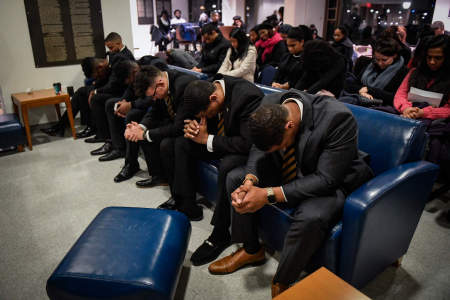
[408,87,443,107]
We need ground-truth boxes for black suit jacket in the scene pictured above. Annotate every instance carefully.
[246,90,373,207]
[210,75,264,154]
[140,70,197,140]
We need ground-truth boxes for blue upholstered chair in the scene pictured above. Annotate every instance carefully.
[0,113,26,152]
[158,66,439,288]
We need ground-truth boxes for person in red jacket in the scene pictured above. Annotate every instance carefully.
[394,35,450,120]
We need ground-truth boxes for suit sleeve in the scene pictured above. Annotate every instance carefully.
[282,110,359,206]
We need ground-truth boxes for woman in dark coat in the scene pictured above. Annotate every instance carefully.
[272,25,312,90]
[157,10,172,51]
[332,26,354,71]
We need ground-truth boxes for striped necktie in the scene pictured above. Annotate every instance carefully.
[282,144,297,184]
[165,94,175,120]
[217,113,225,136]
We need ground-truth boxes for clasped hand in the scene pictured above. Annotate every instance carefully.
[184,117,208,144]
[115,100,131,118]
[124,121,144,142]
[231,184,268,214]
[402,107,424,119]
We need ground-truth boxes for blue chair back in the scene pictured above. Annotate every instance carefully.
[345,104,428,175]
[168,65,208,80]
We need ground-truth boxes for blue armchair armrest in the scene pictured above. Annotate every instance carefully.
[339,161,439,287]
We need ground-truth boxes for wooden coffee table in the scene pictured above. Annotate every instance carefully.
[274,267,371,300]
[11,89,76,150]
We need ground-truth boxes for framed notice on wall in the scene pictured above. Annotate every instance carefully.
[24,0,106,68]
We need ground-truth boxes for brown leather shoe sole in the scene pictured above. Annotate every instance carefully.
[208,247,265,275]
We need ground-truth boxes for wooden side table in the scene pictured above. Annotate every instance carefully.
[274,267,371,300]
[11,89,76,150]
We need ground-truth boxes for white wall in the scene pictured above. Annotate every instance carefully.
[255,0,284,25]
[284,0,326,36]
[0,0,133,125]
[221,0,245,26]
[432,0,450,32]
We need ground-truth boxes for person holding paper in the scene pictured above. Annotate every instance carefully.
[394,35,450,120]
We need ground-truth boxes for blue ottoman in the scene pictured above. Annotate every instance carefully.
[0,113,26,151]
[47,207,191,300]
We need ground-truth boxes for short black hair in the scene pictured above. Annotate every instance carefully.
[183,80,216,117]
[174,9,181,14]
[81,57,95,78]
[374,38,401,57]
[202,23,219,35]
[249,104,288,151]
[105,32,122,43]
[133,65,162,98]
[287,25,312,42]
[114,60,139,86]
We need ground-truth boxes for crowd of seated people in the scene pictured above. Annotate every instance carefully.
[40,19,450,297]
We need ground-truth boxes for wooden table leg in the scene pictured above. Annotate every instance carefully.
[13,100,20,115]
[65,98,77,139]
[55,103,61,120]
[21,105,33,150]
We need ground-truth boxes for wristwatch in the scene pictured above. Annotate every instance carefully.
[266,187,276,204]
[142,129,148,140]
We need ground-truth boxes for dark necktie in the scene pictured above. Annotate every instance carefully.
[282,144,297,184]
[165,94,175,120]
[217,113,225,136]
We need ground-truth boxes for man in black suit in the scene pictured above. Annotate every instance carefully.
[113,66,196,186]
[208,90,373,298]
[161,76,263,224]
[98,57,168,162]
[88,60,139,156]
[104,32,135,62]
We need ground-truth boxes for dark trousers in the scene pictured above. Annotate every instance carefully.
[226,156,345,285]
[172,136,248,216]
[58,86,92,128]
[123,108,148,167]
[105,98,126,152]
[91,93,113,140]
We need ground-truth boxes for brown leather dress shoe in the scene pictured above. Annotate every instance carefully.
[208,247,265,274]
[271,282,288,298]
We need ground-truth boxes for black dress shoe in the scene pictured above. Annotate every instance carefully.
[178,204,203,221]
[40,125,64,137]
[191,236,232,266]
[136,176,169,188]
[157,197,177,210]
[85,136,106,143]
[90,142,112,155]
[99,150,124,161]
[114,164,140,183]
[76,126,95,138]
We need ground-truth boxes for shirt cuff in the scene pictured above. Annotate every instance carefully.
[280,186,288,202]
[207,134,214,152]
[139,124,152,142]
